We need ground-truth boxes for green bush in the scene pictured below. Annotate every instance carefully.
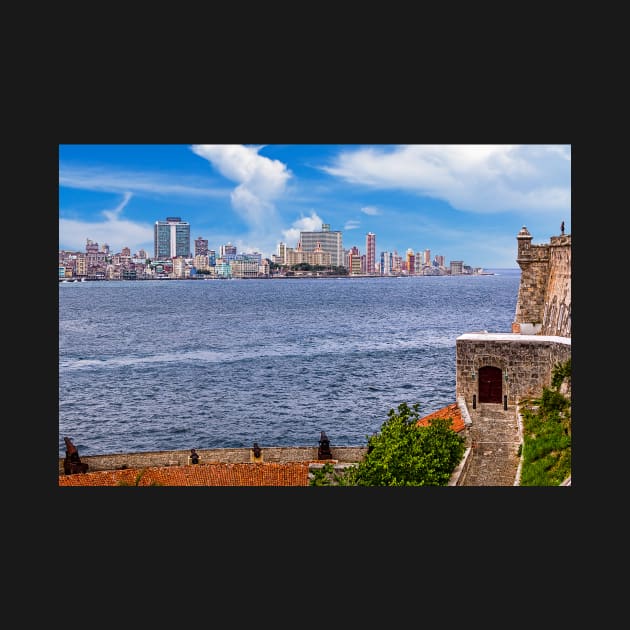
[341,402,465,486]
[519,358,571,486]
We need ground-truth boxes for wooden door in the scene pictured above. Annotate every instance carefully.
[478,366,502,403]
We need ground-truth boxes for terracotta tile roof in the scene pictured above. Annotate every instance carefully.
[416,402,465,433]
[58,462,312,487]
[58,409,464,487]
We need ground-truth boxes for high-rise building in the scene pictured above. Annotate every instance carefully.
[366,232,376,274]
[406,248,415,275]
[300,223,344,268]
[220,242,237,260]
[194,237,209,257]
[154,217,191,259]
[380,251,390,276]
[277,242,287,264]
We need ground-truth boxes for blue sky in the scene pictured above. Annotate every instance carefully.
[59,144,571,269]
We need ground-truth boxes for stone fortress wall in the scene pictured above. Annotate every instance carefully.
[59,446,368,476]
[455,226,571,408]
[514,226,571,337]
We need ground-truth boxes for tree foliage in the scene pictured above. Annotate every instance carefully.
[340,402,466,486]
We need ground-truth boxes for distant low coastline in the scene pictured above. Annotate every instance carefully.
[59,270,520,282]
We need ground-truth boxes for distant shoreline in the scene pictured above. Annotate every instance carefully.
[59,270,520,282]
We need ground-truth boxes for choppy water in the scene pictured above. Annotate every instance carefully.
[59,271,519,456]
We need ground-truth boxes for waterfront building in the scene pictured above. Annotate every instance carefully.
[347,246,362,275]
[415,252,423,274]
[236,252,262,265]
[220,242,237,260]
[392,250,402,274]
[366,232,376,274]
[450,260,464,275]
[284,241,332,267]
[406,248,415,275]
[380,251,391,276]
[194,237,209,257]
[230,258,260,278]
[299,223,344,268]
[76,254,87,277]
[215,260,231,278]
[276,242,287,265]
[194,254,210,271]
[154,217,191,259]
[172,256,191,278]
[86,239,99,255]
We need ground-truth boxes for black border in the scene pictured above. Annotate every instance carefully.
[49,89,581,575]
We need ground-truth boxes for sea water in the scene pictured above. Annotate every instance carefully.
[59,271,520,456]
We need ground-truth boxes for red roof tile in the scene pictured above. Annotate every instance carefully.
[58,462,312,487]
[416,402,465,433]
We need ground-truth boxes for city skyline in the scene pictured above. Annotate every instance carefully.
[59,144,571,268]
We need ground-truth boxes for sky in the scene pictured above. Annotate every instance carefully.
[59,144,571,269]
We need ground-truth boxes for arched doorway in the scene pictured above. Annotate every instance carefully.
[478,366,503,403]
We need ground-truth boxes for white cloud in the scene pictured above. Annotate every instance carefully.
[59,164,227,198]
[191,144,291,230]
[321,144,571,213]
[190,144,298,258]
[281,211,325,247]
[360,206,380,215]
[344,220,361,230]
[59,193,153,254]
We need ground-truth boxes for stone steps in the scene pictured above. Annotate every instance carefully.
[459,403,521,486]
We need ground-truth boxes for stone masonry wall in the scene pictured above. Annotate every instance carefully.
[456,335,571,406]
[514,227,571,338]
[59,445,368,475]
[541,235,571,337]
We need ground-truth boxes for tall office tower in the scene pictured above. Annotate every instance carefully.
[154,217,191,259]
[300,223,344,267]
[424,249,431,266]
[195,237,209,257]
[366,232,376,274]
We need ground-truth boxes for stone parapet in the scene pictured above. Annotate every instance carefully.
[59,446,368,476]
